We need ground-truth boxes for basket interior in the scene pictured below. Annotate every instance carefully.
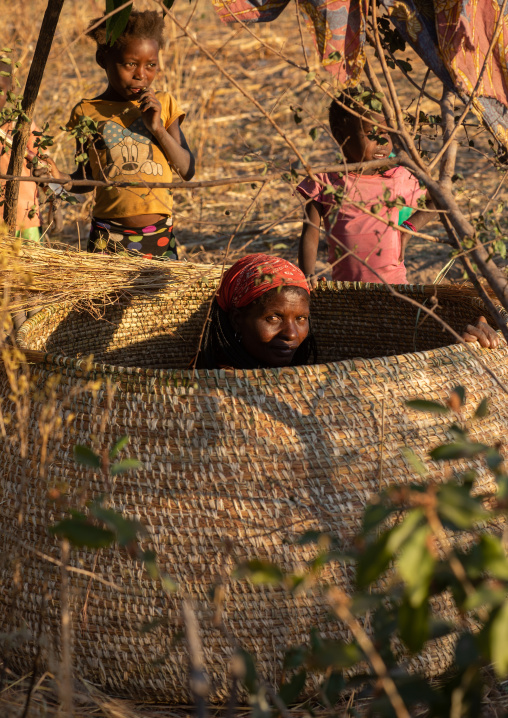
[18,284,494,369]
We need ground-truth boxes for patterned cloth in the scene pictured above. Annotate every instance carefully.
[212,0,365,84]
[384,0,508,150]
[89,216,178,259]
[216,253,309,310]
[210,0,508,148]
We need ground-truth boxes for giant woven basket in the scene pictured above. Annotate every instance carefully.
[1,278,508,703]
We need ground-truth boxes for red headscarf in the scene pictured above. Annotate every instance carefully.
[216,254,310,311]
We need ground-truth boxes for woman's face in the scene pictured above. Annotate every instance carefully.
[231,289,310,367]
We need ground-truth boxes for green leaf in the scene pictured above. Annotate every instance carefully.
[162,0,176,8]
[386,509,425,554]
[90,504,146,545]
[475,535,508,580]
[397,524,434,606]
[475,397,490,419]
[160,573,179,592]
[349,593,383,616]
[234,559,283,585]
[400,446,428,477]
[398,596,429,652]
[278,669,306,705]
[321,670,345,706]
[405,399,449,415]
[307,639,362,670]
[490,600,508,676]
[109,435,129,460]
[464,585,506,611]
[110,458,143,476]
[235,649,258,694]
[105,0,133,46]
[430,441,488,461]
[436,483,489,529]
[283,645,307,670]
[73,444,101,469]
[362,502,394,533]
[357,510,424,588]
[454,633,480,671]
[309,126,319,141]
[50,518,114,548]
[356,532,393,588]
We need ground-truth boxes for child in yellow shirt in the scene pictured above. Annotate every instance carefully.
[45,10,195,258]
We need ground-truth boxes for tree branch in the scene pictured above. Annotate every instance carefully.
[3,0,65,233]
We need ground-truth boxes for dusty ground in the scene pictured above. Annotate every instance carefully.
[4,0,506,286]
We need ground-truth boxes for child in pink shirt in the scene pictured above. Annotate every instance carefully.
[297,94,433,285]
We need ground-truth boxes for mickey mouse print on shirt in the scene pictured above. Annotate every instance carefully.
[99,117,164,179]
[67,92,185,219]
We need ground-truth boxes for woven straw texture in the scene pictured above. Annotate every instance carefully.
[1,279,507,703]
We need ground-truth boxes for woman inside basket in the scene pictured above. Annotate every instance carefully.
[197,254,317,369]
[197,253,500,369]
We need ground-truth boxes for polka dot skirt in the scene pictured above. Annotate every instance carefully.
[88,216,178,260]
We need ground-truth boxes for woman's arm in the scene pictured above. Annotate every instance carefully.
[298,200,323,288]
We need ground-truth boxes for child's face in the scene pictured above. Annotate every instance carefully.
[104,38,159,102]
[340,113,393,163]
[0,74,12,114]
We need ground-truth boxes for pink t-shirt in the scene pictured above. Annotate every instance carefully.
[0,121,41,230]
[297,167,425,284]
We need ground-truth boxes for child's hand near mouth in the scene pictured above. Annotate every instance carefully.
[138,87,163,135]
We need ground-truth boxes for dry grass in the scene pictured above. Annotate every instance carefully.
[0,235,224,315]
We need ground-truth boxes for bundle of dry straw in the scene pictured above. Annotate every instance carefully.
[0,234,225,316]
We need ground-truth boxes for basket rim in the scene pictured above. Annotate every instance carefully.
[15,281,505,381]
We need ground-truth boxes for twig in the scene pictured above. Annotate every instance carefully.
[0,158,398,189]
[412,68,431,136]
[428,0,508,172]
[182,599,209,718]
[58,539,72,718]
[378,396,385,490]
[4,0,66,232]
[366,16,426,171]
[20,585,46,718]
[328,587,411,718]
[295,0,310,72]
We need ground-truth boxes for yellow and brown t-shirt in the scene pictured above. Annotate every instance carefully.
[67,93,185,219]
